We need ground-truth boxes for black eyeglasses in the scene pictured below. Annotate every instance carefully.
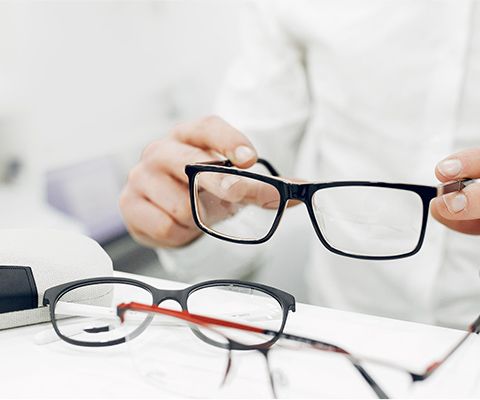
[42,277,295,348]
[119,302,480,398]
[185,158,476,260]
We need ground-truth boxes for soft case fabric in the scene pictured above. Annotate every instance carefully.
[0,229,113,330]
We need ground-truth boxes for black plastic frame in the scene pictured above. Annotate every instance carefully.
[43,276,295,348]
[185,159,473,260]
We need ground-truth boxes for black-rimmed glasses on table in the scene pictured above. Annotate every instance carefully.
[185,158,477,260]
[40,276,390,398]
[118,302,480,399]
[41,276,295,348]
[39,276,480,398]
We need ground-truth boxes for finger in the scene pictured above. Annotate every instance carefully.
[171,116,257,168]
[196,174,306,210]
[133,169,196,229]
[120,193,199,247]
[430,182,480,221]
[195,190,242,226]
[244,179,282,209]
[143,139,217,184]
[130,230,167,249]
[430,202,480,235]
[435,147,480,182]
[196,173,281,209]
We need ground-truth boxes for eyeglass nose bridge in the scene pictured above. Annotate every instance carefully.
[155,290,185,309]
[286,182,310,203]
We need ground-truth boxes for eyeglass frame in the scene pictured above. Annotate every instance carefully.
[42,276,295,348]
[117,301,390,399]
[119,302,480,399]
[185,158,476,261]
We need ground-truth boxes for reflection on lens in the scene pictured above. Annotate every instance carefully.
[312,186,424,257]
[187,285,283,346]
[268,345,413,398]
[269,346,364,398]
[194,167,281,241]
[55,283,153,345]
[126,311,230,398]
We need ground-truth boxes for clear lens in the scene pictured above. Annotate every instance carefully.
[193,165,281,241]
[312,186,424,257]
[126,310,231,397]
[187,284,284,346]
[54,282,153,345]
[358,360,416,398]
[268,345,414,398]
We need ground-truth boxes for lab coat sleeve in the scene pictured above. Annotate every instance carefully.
[216,1,310,175]
[157,2,310,281]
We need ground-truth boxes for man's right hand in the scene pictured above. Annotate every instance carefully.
[119,116,258,249]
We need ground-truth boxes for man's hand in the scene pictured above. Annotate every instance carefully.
[431,148,480,234]
[119,116,257,248]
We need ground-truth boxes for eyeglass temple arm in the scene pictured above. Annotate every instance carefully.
[268,330,390,398]
[193,158,280,177]
[116,302,266,334]
[437,178,478,196]
[257,158,279,176]
[353,364,389,399]
[117,303,354,357]
[119,302,389,399]
[118,303,480,392]
[421,313,480,379]
[118,302,480,385]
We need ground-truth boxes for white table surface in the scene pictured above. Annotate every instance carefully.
[1,271,479,399]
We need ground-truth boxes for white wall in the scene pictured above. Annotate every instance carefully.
[0,1,243,189]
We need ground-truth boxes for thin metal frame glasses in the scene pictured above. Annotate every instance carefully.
[119,302,480,399]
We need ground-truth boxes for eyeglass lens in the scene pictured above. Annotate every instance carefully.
[311,185,424,257]
[125,306,282,398]
[193,163,281,241]
[53,282,154,344]
[187,284,284,346]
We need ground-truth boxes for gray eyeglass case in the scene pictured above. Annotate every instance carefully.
[0,228,113,330]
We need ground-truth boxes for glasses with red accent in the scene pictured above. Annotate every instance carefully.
[117,302,480,399]
[41,277,295,348]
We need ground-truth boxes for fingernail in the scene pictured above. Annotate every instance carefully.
[233,146,255,164]
[443,193,467,213]
[438,158,462,177]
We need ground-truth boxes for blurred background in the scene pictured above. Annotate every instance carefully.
[0,1,308,298]
[0,1,241,271]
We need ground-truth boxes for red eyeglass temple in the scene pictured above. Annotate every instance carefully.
[117,302,266,335]
[117,302,480,384]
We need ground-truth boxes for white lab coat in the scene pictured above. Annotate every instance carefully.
[159,1,480,329]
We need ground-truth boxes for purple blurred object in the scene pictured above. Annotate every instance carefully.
[46,156,126,244]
